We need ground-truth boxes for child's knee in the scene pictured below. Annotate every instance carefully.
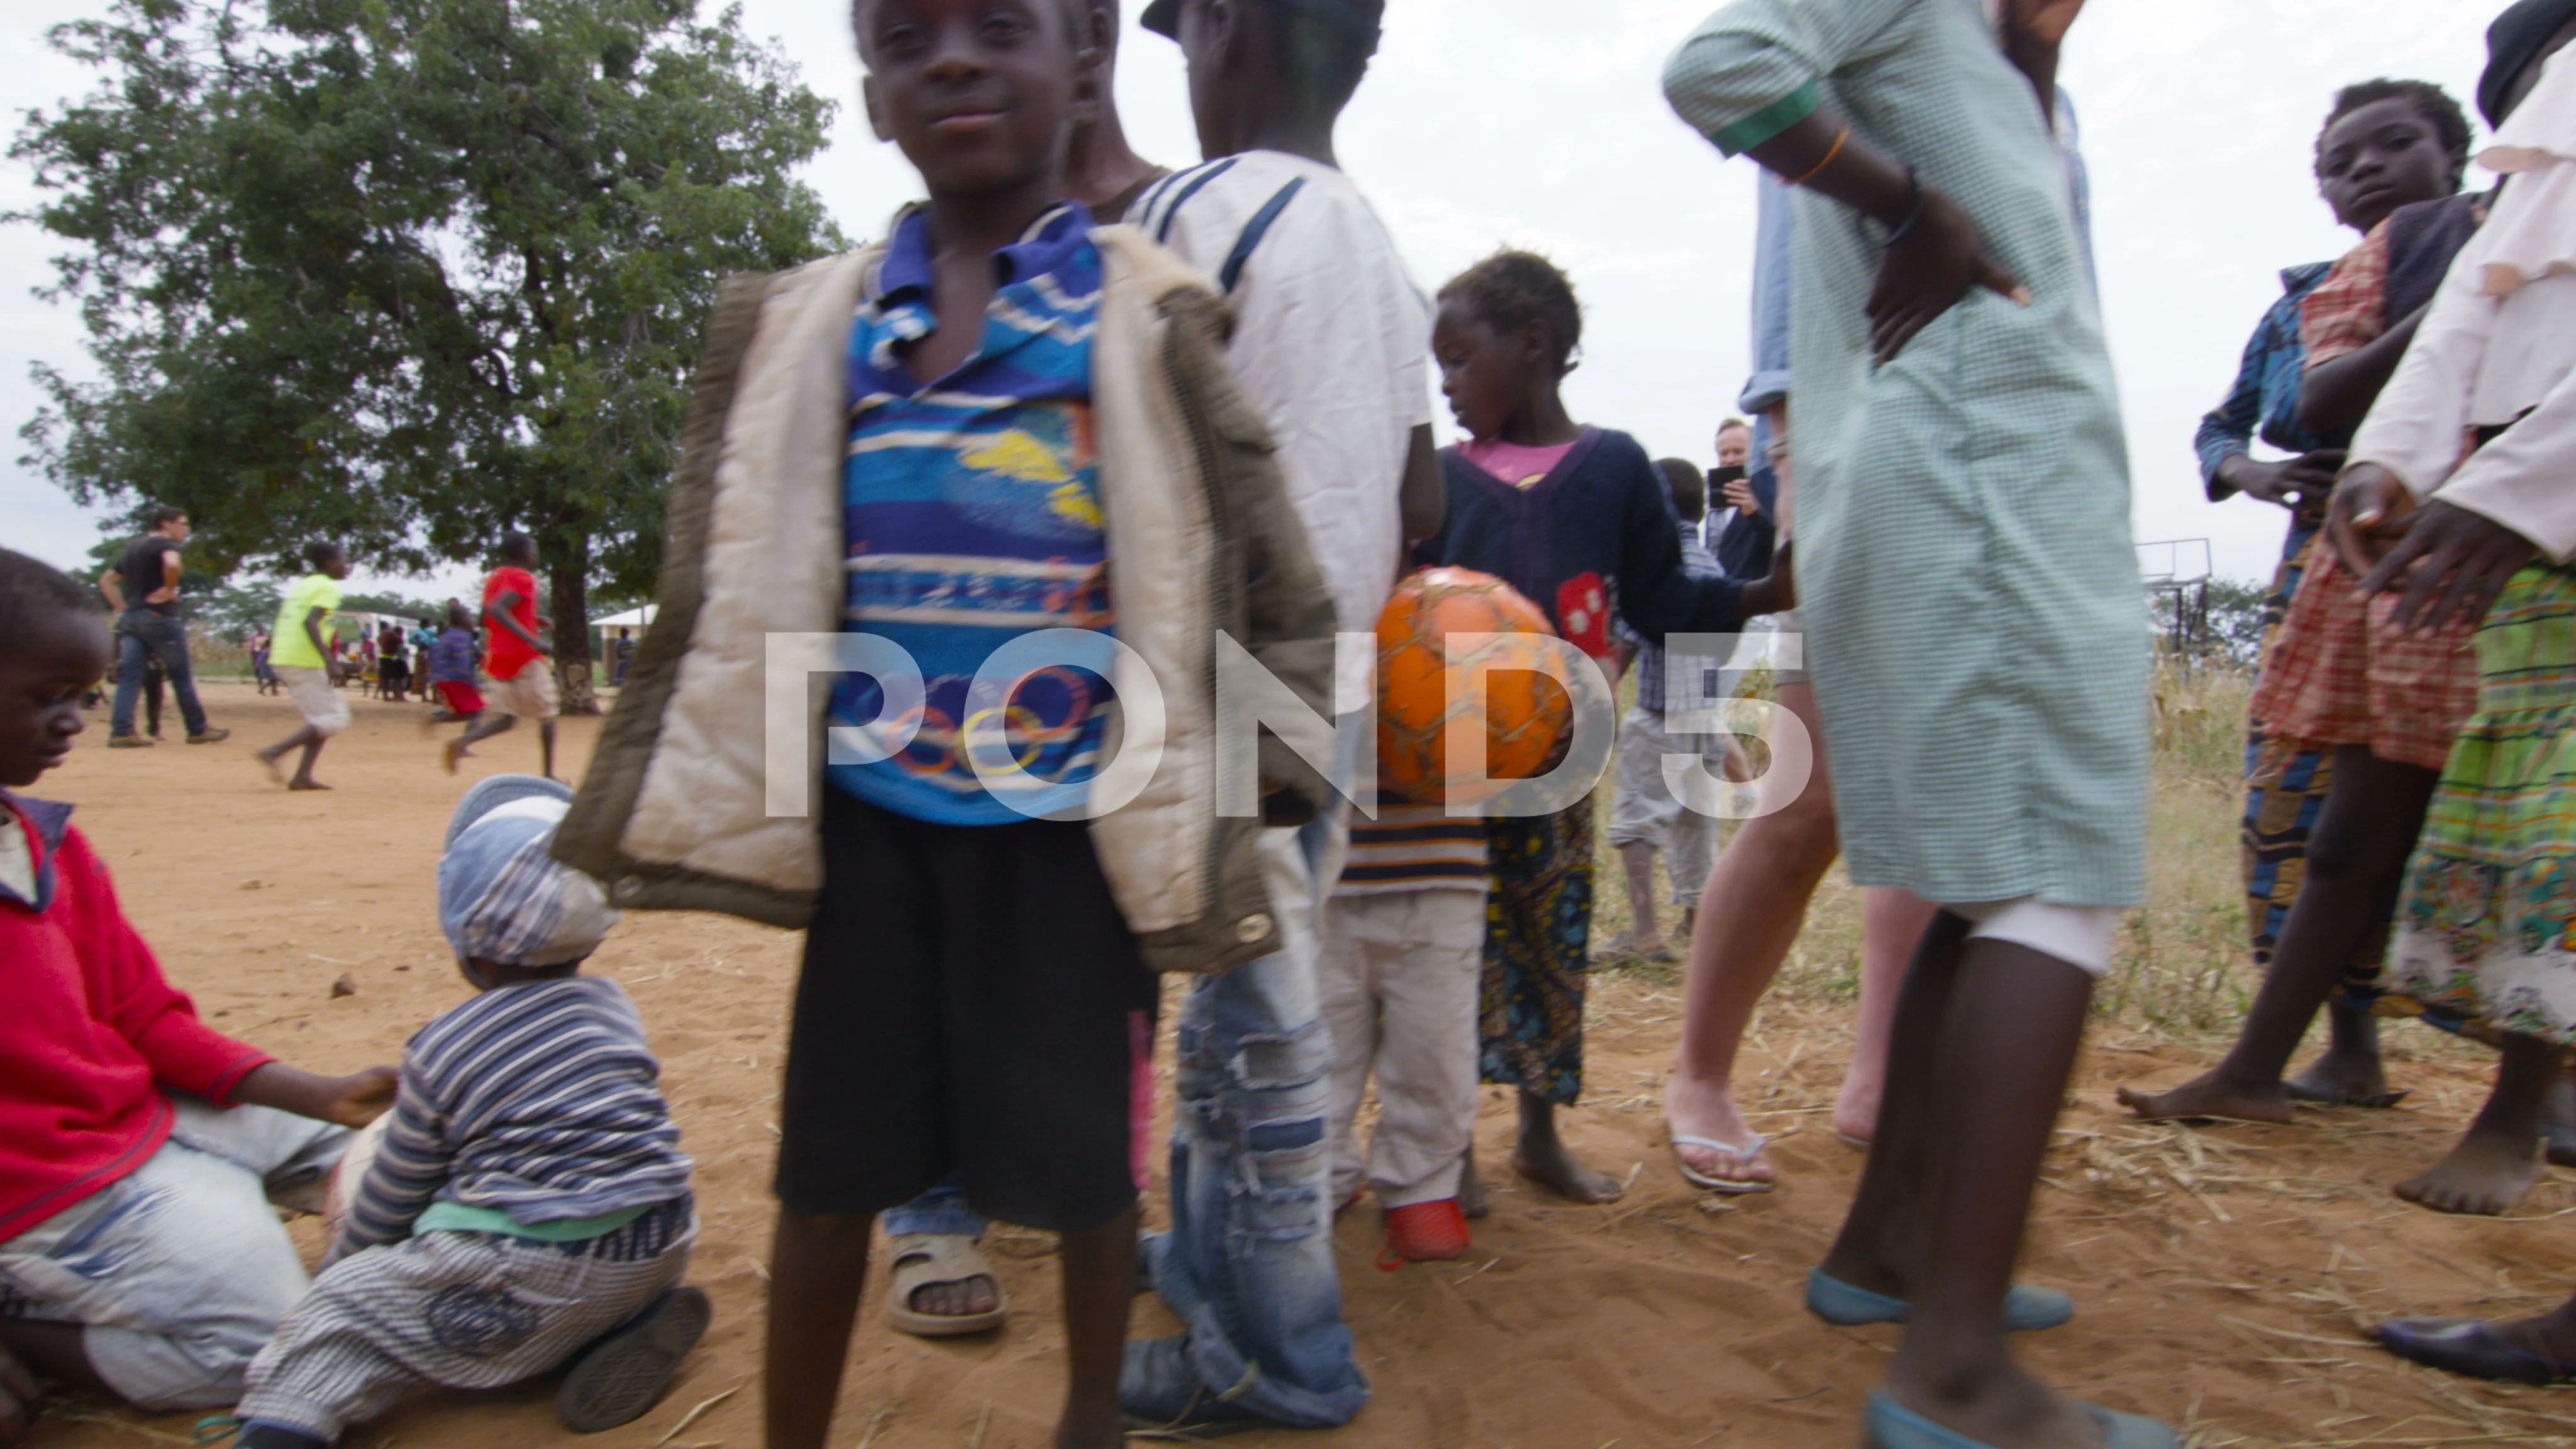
[87,1316,276,1412]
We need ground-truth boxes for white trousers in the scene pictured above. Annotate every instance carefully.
[1605,705,1723,908]
[1318,888,1487,1209]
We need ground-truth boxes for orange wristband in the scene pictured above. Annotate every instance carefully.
[1784,127,1850,188]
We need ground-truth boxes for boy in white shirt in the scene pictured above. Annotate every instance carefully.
[1121,0,1441,1433]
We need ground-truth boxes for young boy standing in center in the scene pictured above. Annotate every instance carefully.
[549,3,1338,1446]
[1119,0,1440,1432]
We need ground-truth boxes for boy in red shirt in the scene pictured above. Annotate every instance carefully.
[443,531,557,780]
[0,547,398,1444]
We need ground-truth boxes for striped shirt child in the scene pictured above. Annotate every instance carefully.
[337,974,691,1265]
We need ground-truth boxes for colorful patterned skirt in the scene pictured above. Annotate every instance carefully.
[1480,797,1594,1105]
[2386,565,2576,1046]
[2248,541,2480,772]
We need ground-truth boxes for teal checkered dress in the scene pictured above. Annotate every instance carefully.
[1664,0,2149,908]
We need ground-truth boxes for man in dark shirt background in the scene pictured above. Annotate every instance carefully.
[96,505,227,747]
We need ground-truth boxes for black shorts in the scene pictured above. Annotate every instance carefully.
[775,787,1158,1232]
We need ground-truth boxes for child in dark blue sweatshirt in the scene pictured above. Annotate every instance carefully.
[1419,249,1787,1208]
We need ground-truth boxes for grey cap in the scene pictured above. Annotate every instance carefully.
[1140,0,1383,52]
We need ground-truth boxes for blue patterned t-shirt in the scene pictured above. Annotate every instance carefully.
[828,203,1116,826]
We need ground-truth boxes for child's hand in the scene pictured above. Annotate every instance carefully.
[2325,464,2419,578]
[2360,499,2540,633]
[1741,543,1796,618]
[1867,185,2027,365]
[233,1062,401,1127]
[318,1066,402,1127]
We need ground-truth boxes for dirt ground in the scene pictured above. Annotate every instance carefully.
[23,681,2576,1449]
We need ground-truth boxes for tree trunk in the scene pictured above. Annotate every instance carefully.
[548,531,599,715]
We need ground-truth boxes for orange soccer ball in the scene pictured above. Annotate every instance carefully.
[1376,567,1572,805]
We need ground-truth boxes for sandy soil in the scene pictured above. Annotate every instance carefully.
[23,681,2576,1449]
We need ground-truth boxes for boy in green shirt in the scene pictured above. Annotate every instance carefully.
[256,543,352,792]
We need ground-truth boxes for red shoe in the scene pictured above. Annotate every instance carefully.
[1379,1199,1470,1267]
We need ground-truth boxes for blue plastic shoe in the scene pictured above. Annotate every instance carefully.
[1808,1267,2075,1333]
[1865,1391,2176,1449]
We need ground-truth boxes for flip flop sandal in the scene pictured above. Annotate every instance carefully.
[1673,1133,1772,1194]
[557,1285,712,1433]
[1809,1268,2075,1333]
[882,1233,1008,1338]
[1865,1391,2174,1449]
[2376,1316,2576,1385]
[1836,1130,1872,1152]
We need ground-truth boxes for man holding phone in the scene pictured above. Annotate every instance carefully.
[1709,416,1775,579]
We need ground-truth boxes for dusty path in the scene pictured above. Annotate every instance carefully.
[21,682,2576,1448]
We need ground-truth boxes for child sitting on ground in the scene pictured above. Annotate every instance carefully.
[0,546,397,1442]
[223,774,706,1448]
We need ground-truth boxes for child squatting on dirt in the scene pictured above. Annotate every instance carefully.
[218,774,708,1448]
[0,546,399,1446]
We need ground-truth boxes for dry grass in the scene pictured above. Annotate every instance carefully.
[1586,661,2385,1043]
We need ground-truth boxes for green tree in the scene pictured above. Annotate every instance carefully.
[16,0,845,709]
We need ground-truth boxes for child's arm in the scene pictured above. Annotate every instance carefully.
[231,1062,400,1127]
[1612,446,1751,638]
[326,1065,455,1267]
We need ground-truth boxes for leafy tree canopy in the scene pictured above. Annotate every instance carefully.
[16,0,847,707]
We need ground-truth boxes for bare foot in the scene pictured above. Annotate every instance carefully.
[288,779,332,792]
[2285,1051,2405,1108]
[2117,1072,2297,1124]
[255,750,286,787]
[2395,1128,2542,1216]
[1513,1136,1627,1204]
[441,739,466,775]
[2544,1074,2576,1170]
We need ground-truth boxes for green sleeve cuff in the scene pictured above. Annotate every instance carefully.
[1710,80,1821,156]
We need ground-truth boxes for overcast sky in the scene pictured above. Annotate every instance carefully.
[0,0,2501,597]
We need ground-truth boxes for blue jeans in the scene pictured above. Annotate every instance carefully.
[0,1096,347,1409]
[112,613,209,738]
[881,1179,984,1239]
[1133,818,1367,1428]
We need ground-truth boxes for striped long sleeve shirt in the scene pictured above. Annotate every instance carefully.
[338,976,691,1260]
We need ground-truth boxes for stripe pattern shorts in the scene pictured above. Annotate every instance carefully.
[235,1205,694,1440]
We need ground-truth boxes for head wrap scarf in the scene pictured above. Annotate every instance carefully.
[2483,0,2576,127]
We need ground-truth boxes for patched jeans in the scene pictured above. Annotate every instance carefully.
[1139,818,1368,1428]
[0,1096,348,1409]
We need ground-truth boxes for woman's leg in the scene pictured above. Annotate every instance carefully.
[2121,745,2440,1123]
[1664,680,1841,1185]
[1834,887,1940,1145]
[1826,919,2107,1449]
[2396,1032,2560,1216]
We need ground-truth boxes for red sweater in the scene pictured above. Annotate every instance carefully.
[0,796,273,1243]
